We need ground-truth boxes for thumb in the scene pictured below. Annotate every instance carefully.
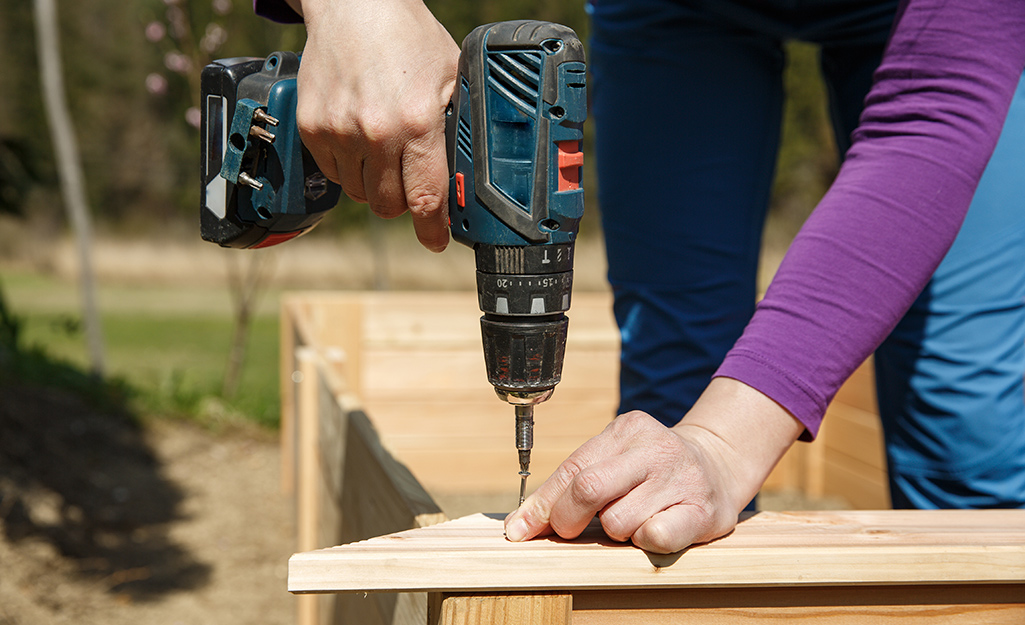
[504,500,557,543]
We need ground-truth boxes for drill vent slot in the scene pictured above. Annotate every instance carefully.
[457,115,472,157]
[487,52,541,113]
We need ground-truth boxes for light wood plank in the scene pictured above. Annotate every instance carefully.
[822,403,887,472]
[832,358,878,414]
[429,593,572,625]
[289,510,1025,594]
[361,349,619,393]
[296,348,321,554]
[821,454,890,510]
[280,299,298,495]
[372,447,589,495]
[571,586,1025,624]
[295,348,320,625]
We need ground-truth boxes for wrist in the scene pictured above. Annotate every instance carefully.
[672,377,803,511]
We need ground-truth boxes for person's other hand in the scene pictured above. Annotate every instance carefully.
[295,0,459,252]
[504,377,803,554]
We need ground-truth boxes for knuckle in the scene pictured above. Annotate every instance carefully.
[295,104,337,140]
[407,192,445,218]
[569,468,608,509]
[551,456,587,491]
[404,96,446,135]
[614,411,652,432]
[359,110,402,145]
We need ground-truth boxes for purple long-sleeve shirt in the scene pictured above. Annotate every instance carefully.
[256,0,1025,437]
[716,0,1025,437]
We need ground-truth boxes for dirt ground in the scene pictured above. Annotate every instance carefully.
[0,379,296,625]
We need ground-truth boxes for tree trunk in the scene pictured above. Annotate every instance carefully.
[222,251,273,399]
[33,0,105,376]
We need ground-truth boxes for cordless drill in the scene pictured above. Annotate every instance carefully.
[199,21,586,505]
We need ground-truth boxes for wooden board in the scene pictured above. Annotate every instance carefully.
[429,593,572,625]
[289,510,1025,594]
[568,585,1025,624]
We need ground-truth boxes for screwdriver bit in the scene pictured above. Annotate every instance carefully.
[516,405,534,507]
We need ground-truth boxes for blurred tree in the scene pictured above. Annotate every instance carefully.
[0,137,38,366]
[33,0,106,376]
[0,138,42,217]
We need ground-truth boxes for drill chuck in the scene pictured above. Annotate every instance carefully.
[475,242,573,398]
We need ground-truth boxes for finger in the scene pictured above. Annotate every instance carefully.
[548,451,649,541]
[296,118,368,203]
[505,421,637,542]
[301,140,341,186]
[294,93,361,198]
[594,440,709,542]
[362,142,409,220]
[631,502,734,555]
[504,450,597,543]
[504,465,577,543]
[595,477,671,543]
[402,131,450,252]
[504,509,554,543]
[333,151,368,204]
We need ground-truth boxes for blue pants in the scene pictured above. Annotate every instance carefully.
[589,0,1025,509]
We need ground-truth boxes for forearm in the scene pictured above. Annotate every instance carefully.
[256,0,428,24]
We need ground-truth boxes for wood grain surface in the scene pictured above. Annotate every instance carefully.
[289,510,1025,594]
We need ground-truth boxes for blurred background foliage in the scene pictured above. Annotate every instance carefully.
[0,0,308,234]
[0,0,839,428]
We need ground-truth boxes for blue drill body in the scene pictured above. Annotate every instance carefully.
[448,23,586,248]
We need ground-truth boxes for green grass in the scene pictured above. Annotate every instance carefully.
[2,270,281,428]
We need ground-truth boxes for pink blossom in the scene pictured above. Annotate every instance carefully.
[145,73,169,95]
[166,6,187,40]
[212,0,232,16]
[201,23,227,54]
[145,21,166,43]
[164,51,192,74]
[185,107,202,128]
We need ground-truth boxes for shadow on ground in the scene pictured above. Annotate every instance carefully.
[0,358,211,600]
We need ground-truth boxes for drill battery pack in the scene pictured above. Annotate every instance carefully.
[200,53,341,249]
